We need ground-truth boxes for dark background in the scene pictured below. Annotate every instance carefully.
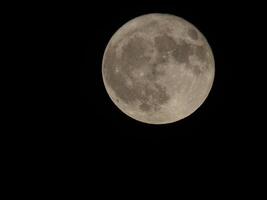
[2,0,264,189]
[2,0,264,190]
[77,0,263,148]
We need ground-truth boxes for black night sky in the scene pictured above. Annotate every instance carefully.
[4,0,264,188]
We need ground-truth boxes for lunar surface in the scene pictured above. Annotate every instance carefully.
[102,13,215,124]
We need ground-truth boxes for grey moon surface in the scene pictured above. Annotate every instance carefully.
[102,13,215,124]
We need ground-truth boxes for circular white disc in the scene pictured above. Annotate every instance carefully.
[102,13,215,124]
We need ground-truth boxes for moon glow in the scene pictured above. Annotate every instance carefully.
[102,13,215,124]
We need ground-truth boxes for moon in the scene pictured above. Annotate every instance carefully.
[102,13,215,124]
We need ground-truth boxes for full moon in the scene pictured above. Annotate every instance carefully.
[102,13,215,124]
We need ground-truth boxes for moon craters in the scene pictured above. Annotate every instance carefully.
[153,33,206,76]
[103,36,170,113]
[102,13,215,124]
[188,28,199,40]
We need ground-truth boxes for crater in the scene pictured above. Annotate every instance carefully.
[104,46,170,110]
[188,28,198,40]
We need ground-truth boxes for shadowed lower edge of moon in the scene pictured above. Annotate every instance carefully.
[102,13,215,124]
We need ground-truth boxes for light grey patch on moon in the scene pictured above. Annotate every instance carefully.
[102,13,215,124]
